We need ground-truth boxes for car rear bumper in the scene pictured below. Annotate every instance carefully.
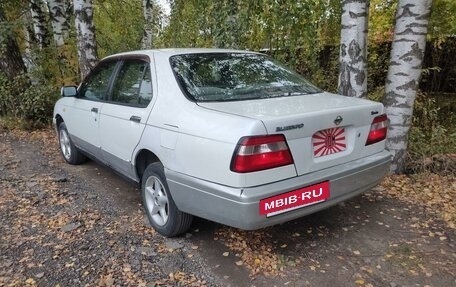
[166,150,391,230]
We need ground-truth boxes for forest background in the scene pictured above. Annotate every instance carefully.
[0,0,455,174]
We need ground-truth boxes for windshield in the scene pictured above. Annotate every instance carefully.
[169,53,322,102]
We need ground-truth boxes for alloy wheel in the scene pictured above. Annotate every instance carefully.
[144,176,169,226]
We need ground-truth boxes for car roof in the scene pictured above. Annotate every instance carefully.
[103,48,262,60]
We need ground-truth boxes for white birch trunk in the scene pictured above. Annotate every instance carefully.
[338,0,369,98]
[141,0,154,49]
[74,0,98,78]
[46,0,68,47]
[30,0,49,49]
[23,11,34,55]
[24,27,31,55]
[384,0,433,173]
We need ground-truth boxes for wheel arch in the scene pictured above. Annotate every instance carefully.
[135,149,161,181]
[55,114,64,128]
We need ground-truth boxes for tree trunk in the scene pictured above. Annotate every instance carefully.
[74,0,98,78]
[383,0,433,173]
[0,6,27,80]
[338,0,369,98]
[23,10,35,55]
[141,0,154,49]
[30,0,50,49]
[46,0,69,47]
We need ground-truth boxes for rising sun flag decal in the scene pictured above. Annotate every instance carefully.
[312,127,347,157]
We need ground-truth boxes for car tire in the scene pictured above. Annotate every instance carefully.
[142,162,193,237]
[58,122,87,165]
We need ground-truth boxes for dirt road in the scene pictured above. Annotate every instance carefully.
[1,128,455,287]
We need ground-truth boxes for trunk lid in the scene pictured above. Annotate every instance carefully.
[198,92,385,175]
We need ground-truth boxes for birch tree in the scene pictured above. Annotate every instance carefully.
[23,10,35,55]
[384,0,433,173]
[30,0,50,48]
[74,0,98,78]
[338,0,369,98]
[47,0,69,47]
[0,6,27,80]
[141,0,154,49]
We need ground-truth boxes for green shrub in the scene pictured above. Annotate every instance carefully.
[0,73,28,118]
[0,73,58,127]
[407,91,456,173]
[20,84,59,125]
[367,85,384,102]
[367,87,455,173]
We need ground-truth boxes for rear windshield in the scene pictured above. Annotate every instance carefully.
[169,53,321,102]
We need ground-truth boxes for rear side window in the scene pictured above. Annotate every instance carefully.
[111,60,152,107]
[79,61,117,100]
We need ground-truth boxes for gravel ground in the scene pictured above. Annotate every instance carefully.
[0,127,455,287]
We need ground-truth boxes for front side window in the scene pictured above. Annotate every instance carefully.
[79,61,117,100]
[111,60,152,107]
[170,53,321,102]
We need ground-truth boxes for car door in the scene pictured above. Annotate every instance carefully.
[98,57,155,180]
[64,60,118,159]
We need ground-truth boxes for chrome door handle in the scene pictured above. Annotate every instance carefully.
[91,107,98,113]
[130,116,141,123]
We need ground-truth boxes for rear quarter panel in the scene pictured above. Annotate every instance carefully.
[136,53,297,188]
[139,93,298,187]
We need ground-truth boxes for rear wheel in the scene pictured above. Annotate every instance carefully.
[141,163,193,237]
[58,122,86,165]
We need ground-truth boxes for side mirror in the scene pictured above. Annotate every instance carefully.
[61,86,77,97]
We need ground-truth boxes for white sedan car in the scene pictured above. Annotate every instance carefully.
[53,49,391,237]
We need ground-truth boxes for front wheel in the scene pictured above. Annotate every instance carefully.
[58,122,86,165]
[142,163,193,237]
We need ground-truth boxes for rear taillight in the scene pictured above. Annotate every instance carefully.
[231,134,294,173]
[366,114,388,145]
